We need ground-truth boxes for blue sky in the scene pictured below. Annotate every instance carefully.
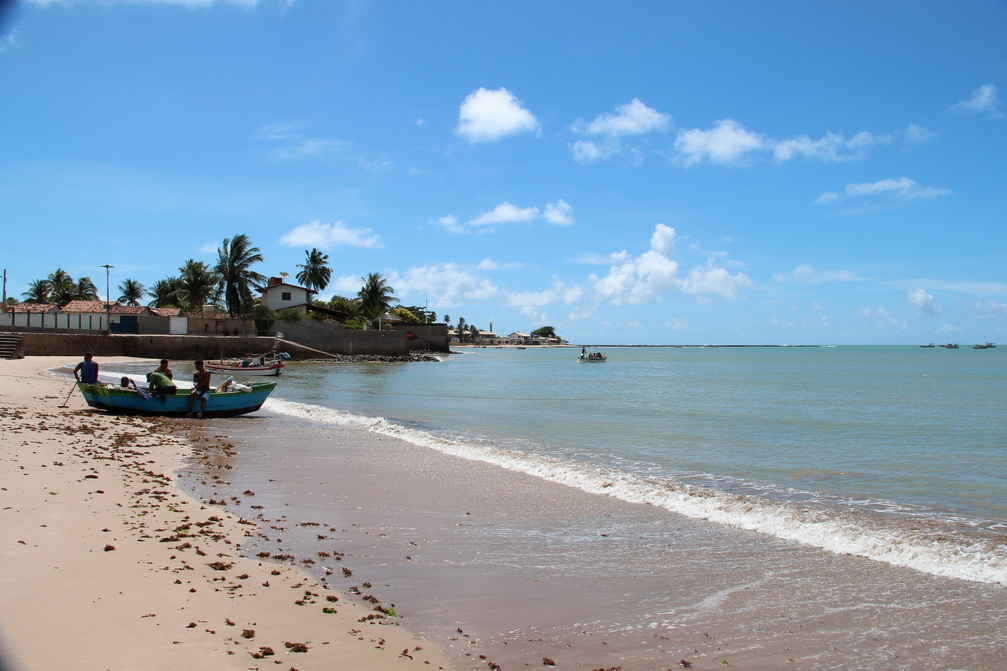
[1,0,1005,345]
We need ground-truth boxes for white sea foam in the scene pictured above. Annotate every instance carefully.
[265,397,1007,586]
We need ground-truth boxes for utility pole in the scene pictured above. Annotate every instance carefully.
[102,264,114,334]
[2,269,6,313]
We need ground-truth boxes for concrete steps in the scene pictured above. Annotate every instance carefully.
[0,333,24,359]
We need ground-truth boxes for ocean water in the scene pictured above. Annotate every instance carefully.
[258,345,1007,586]
[91,346,1007,668]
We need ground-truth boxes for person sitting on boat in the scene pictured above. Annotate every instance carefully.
[154,359,174,380]
[74,352,99,384]
[187,360,213,418]
[146,371,177,395]
[120,376,138,390]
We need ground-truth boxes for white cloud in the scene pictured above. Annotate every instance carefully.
[456,87,539,143]
[543,199,575,225]
[470,202,540,226]
[570,139,618,162]
[433,214,465,234]
[903,123,937,144]
[817,177,950,204]
[772,131,890,162]
[774,264,861,284]
[675,119,764,165]
[907,287,941,315]
[649,223,676,256]
[589,224,750,305]
[682,259,752,300]
[392,263,499,306]
[255,124,349,159]
[950,84,1003,118]
[507,281,584,309]
[579,99,671,137]
[280,220,381,249]
[439,199,574,233]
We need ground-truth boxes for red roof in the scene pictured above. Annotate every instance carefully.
[9,303,57,313]
[60,300,108,313]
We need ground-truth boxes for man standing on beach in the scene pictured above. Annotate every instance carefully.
[187,360,212,418]
[73,352,99,384]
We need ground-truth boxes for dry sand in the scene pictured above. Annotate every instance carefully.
[0,356,451,671]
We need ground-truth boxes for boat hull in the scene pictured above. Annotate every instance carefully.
[76,382,277,417]
[205,362,283,376]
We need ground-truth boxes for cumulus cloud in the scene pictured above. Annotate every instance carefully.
[907,287,941,315]
[675,119,765,165]
[577,99,671,137]
[816,177,950,204]
[392,263,499,306]
[456,87,539,143]
[471,202,540,226]
[570,99,670,162]
[950,84,1003,118]
[439,199,574,233]
[589,224,749,305]
[280,220,381,249]
[543,199,575,225]
[507,281,585,309]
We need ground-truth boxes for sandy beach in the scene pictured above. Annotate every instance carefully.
[0,356,450,671]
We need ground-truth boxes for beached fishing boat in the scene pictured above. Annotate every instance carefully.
[578,349,608,362]
[205,354,284,376]
[76,381,277,417]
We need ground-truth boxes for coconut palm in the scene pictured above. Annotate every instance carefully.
[147,277,184,309]
[21,279,51,304]
[356,273,397,329]
[295,248,332,292]
[178,259,219,311]
[117,278,146,306]
[74,277,100,301]
[215,234,265,316]
[47,268,77,305]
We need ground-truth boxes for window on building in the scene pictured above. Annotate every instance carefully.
[281,292,292,301]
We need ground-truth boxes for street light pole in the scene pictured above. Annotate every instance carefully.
[102,264,114,334]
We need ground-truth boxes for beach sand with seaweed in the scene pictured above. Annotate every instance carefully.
[0,356,450,671]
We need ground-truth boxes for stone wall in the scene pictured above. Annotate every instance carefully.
[11,320,450,360]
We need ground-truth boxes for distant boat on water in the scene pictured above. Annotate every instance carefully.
[972,342,997,350]
[578,348,608,362]
[939,343,959,349]
[920,343,935,348]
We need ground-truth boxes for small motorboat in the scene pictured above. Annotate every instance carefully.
[205,353,284,376]
[76,381,277,417]
[578,348,608,362]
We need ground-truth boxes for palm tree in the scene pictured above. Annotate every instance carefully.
[22,279,51,304]
[215,234,265,316]
[47,268,76,305]
[178,259,219,311]
[118,278,146,306]
[147,277,184,309]
[295,248,332,292]
[74,277,99,301]
[356,273,397,329]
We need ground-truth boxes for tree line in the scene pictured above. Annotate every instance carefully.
[16,234,410,330]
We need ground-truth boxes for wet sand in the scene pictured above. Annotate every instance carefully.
[0,357,450,671]
[180,407,1007,670]
[5,355,1006,670]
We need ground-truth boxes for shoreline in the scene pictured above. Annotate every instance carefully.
[0,356,450,671]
